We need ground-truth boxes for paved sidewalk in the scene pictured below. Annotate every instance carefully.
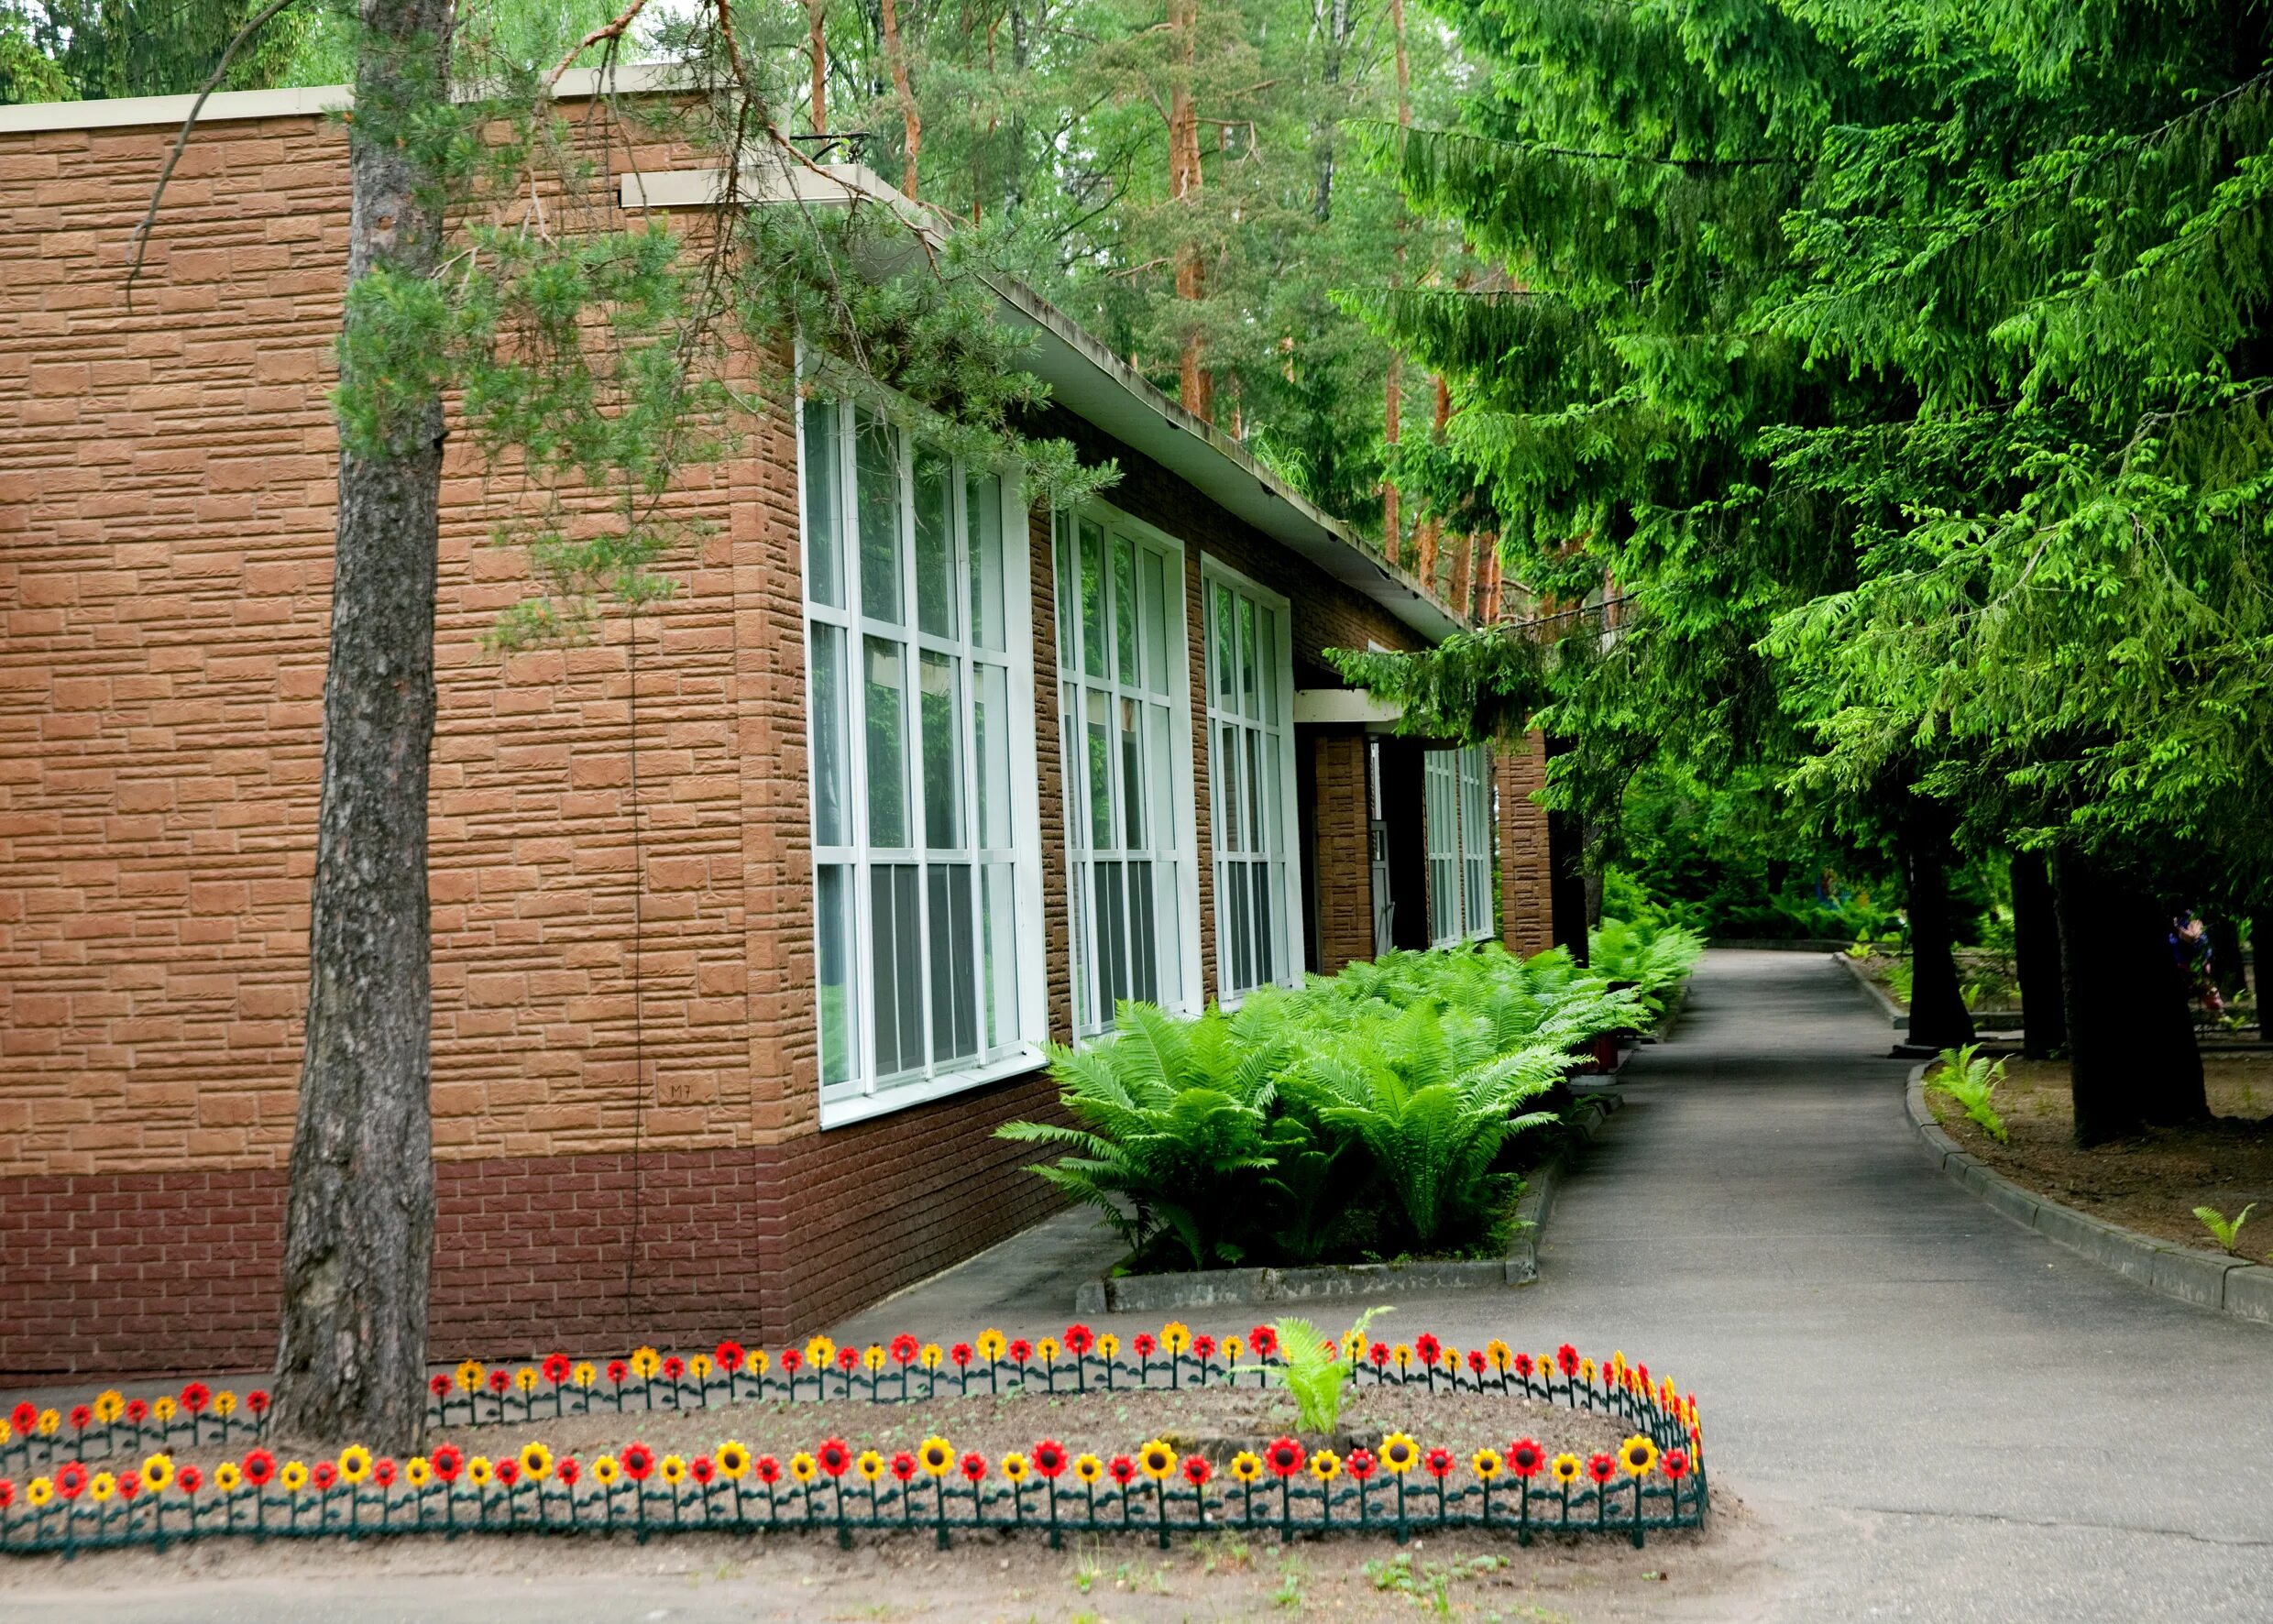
[840,949,2273,1622]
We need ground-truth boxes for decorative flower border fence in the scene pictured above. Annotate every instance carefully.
[0,1326,1707,1555]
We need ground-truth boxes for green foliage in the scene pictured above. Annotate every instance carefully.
[1586,914,1703,1001]
[1,0,318,104]
[1002,944,1646,1269]
[1262,1307,1391,1434]
[1928,1044,2009,1145]
[2192,1202,2256,1257]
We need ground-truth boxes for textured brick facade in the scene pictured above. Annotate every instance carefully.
[1498,734,1557,958]
[1311,732,1375,974]
[0,98,1498,1377]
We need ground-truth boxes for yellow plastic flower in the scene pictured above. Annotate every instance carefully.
[1611,1350,1627,1377]
[630,1346,664,1379]
[0,1419,12,1447]
[214,1462,244,1493]
[403,1458,430,1488]
[1228,1451,1263,1484]
[689,1354,715,1381]
[519,1443,553,1482]
[1000,1452,1029,1484]
[917,1437,954,1477]
[27,1477,54,1507]
[456,1359,486,1393]
[743,1348,770,1376]
[280,1462,310,1493]
[1620,1436,1660,1478]
[1392,1343,1414,1370]
[337,1445,371,1485]
[141,1453,174,1492]
[1440,1345,1459,1371]
[1342,1329,1367,1362]
[803,1335,836,1370]
[573,1361,598,1388]
[1096,1333,1120,1360]
[1379,1433,1419,1475]
[1223,1334,1244,1363]
[1550,1454,1583,1486]
[1579,1356,1598,1385]
[1486,1339,1513,1372]
[467,1457,492,1488]
[919,1343,943,1369]
[789,1452,818,1484]
[1138,1440,1176,1481]
[1159,1321,1192,1356]
[857,1450,886,1482]
[1072,1454,1105,1485]
[1471,1449,1502,1479]
[93,1390,126,1424]
[1309,1450,1340,1482]
[213,1390,238,1418]
[36,1408,60,1437]
[716,1442,751,1480]
[975,1329,1007,1361]
[1036,1336,1060,1364]
[590,1455,620,1487]
[152,1396,177,1422]
[659,1454,687,1486]
[862,1344,886,1373]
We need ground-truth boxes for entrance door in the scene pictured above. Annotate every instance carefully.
[1367,737,1393,956]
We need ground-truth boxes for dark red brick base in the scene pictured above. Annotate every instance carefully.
[0,1071,1064,1382]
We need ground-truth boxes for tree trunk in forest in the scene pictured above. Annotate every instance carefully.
[807,0,827,135]
[1380,0,1411,566]
[1898,817,1974,1052]
[879,0,920,197]
[269,0,451,1456]
[1169,0,1209,419]
[2053,849,2208,1146]
[2011,849,2064,1059]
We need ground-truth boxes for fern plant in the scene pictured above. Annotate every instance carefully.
[1262,1308,1393,1434]
[1927,1044,2009,1144]
[2193,1203,2256,1256]
[1587,916,1706,1000]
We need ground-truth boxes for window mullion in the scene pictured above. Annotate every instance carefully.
[836,403,881,1099]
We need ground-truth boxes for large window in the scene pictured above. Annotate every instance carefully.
[1203,565,1301,1000]
[1425,743,1496,946]
[1055,511,1200,1037]
[801,397,1039,1124]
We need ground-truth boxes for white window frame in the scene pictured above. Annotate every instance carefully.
[1425,742,1496,947]
[1200,557,1303,1005]
[1054,505,1205,1038]
[796,391,1049,1129]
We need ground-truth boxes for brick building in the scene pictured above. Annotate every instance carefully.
[0,72,1569,1379]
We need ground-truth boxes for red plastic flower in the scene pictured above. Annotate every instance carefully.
[240,1452,276,1488]
[607,1359,630,1385]
[754,1454,781,1485]
[181,1382,211,1414]
[118,1470,141,1501]
[1191,1333,1216,1360]
[835,1346,858,1373]
[247,1389,270,1416]
[312,1462,338,1491]
[430,1373,453,1398]
[950,1343,972,1366]
[429,1444,463,1483]
[1031,1440,1068,1479]
[1345,1447,1377,1481]
[10,1403,36,1434]
[55,1462,88,1499]
[1587,1453,1617,1485]
[495,1459,521,1489]
[177,1465,203,1495]
[0,1479,12,1509]
[1467,1349,1488,1375]
[543,1353,573,1385]
[125,1399,148,1424]
[488,1370,511,1397]
[817,1439,852,1477]
[1637,1364,1651,1391]
[1662,1449,1690,1482]
[690,1456,716,1486]
[715,1341,746,1373]
[556,1458,580,1487]
[961,1453,989,1483]
[780,1349,802,1375]
[1423,1448,1455,1478]
[1248,1325,1279,1358]
[69,1405,92,1432]
[1513,1353,1534,1378]
[1369,1341,1390,1368]
[662,1355,686,1382]
[1133,1333,1156,1358]
[619,1443,654,1482]
[1508,1439,1545,1477]
[1007,1339,1033,1365]
[890,1333,920,1366]
[1265,1437,1305,1478]
[1107,1455,1137,1487]
[1414,1334,1441,1366]
[1062,1324,1094,1356]
[1180,1455,1213,1487]
[891,1452,917,1482]
[374,1458,397,1487]
[1556,1344,1580,1377]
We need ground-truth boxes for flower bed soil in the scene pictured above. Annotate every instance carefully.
[1927,1052,2273,1252]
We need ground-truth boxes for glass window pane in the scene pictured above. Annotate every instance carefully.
[1054,514,1078,669]
[1071,863,1093,1031]
[1251,862,1277,986]
[1086,688,1114,849]
[802,399,843,609]
[969,472,1005,653]
[1225,861,1252,992]
[1140,547,1169,696]
[1113,533,1138,686]
[1155,859,1183,1009]
[1245,729,1264,859]
[982,861,1021,1047]
[809,622,849,848]
[1080,520,1108,679]
[817,863,856,1087]
[1256,602,1279,719]
[1147,703,1176,861]
[919,652,964,850]
[1217,722,1243,851]
[1119,697,1145,850]
[1097,860,1128,1013]
[863,637,909,848]
[857,413,902,625]
[872,863,925,1077]
[1128,858,1158,1004]
[1237,593,1259,719]
[1213,584,1236,706]
[913,447,955,639]
[928,863,978,1066]
[975,663,1013,850]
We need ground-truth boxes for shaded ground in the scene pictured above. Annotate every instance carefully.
[1927,1051,2273,1253]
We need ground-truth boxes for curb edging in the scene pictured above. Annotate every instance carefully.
[1073,1091,1624,1315]
[1904,1064,2272,1326]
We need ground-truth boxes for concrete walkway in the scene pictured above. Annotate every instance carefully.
[843,949,2273,1622]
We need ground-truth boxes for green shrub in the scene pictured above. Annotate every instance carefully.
[1927,1044,2008,1143]
[1264,1307,1392,1434]
[1586,915,1705,1001]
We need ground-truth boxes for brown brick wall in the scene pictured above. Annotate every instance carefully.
[1499,732,1556,957]
[1311,732,1375,973]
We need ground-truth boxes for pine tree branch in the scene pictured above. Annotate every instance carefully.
[545,0,655,90]
[124,0,305,302]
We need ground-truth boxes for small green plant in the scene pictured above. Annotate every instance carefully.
[2193,1202,2256,1256]
[1272,1554,1305,1608]
[1262,1306,1392,1433]
[1927,1044,2008,1143]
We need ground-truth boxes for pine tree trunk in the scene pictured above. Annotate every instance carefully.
[807,0,828,135]
[1169,0,1209,418]
[2011,849,2064,1059]
[269,0,450,1455]
[1898,817,1974,1052]
[2053,850,2207,1146]
[879,0,920,196]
